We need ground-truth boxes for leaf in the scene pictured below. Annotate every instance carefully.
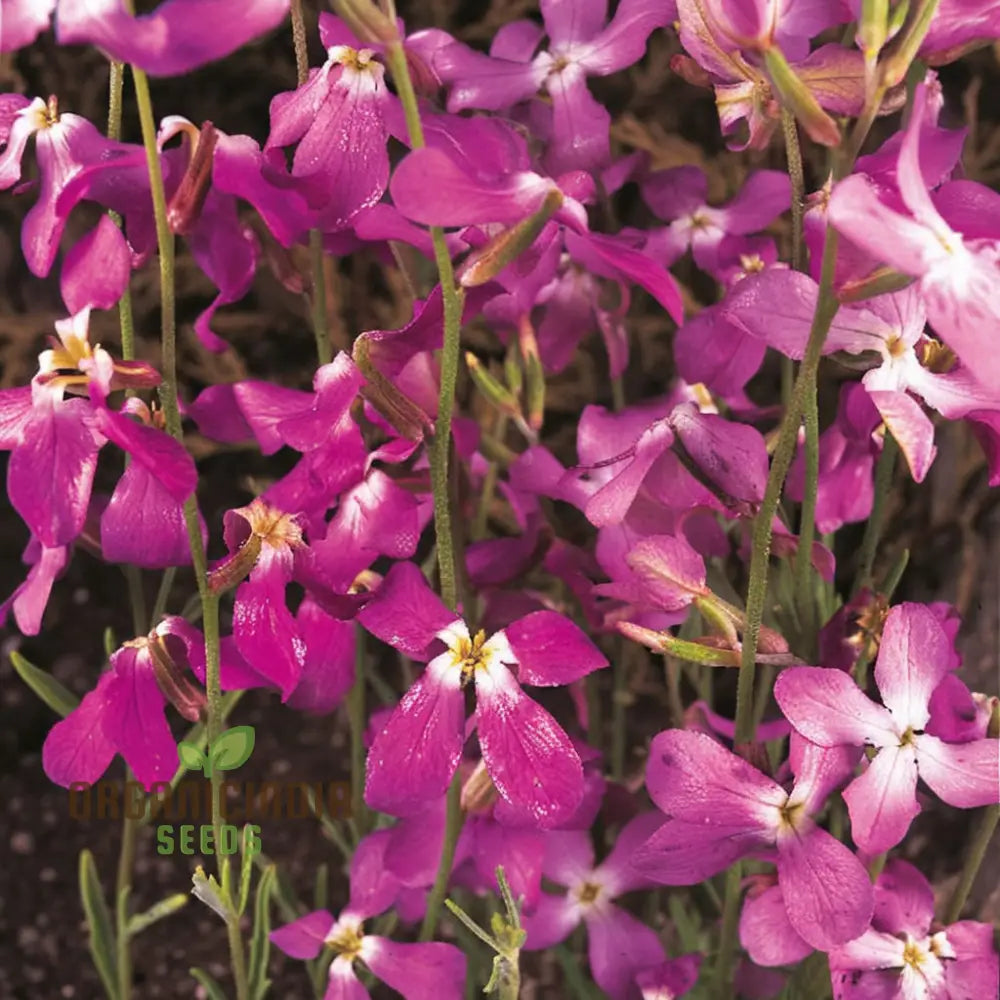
[189,968,227,1000]
[248,865,276,1000]
[238,827,256,917]
[10,651,80,718]
[191,866,230,921]
[210,725,255,772]
[79,850,119,1000]
[127,893,188,936]
[177,741,208,774]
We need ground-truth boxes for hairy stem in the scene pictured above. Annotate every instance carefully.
[384,39,466,611]
[781,109,806,273]
[419,772,464,941]
[130,64,247,1000]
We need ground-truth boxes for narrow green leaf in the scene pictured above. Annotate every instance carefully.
[79,850,119,1000]
[126,893,188,937]
[103,627,117,659]
[189,967,227,1000]
[239,826,256,917]
[211,725,255,771]
[191,866,229,921]
[248,865,276,1000]
[252,851,300,924]
[10,651,79,718]
[313,863,328,913]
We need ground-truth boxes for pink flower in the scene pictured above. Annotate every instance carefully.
[522,813,670,1000]
[828,80,1000,393]
[266,16,398,231]
[271,832,467,1000]
[829,859,999,1000]
[42,617,258,789]
[775,603,1000,854]
[435,0,672,174]
[632,729,874,951]
[357,561,608,827]
[641,166,790,277]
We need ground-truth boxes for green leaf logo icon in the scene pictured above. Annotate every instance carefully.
[177,726,255,777]
[210,725,255,772]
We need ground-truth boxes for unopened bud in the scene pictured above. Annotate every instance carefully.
[207,532,262,595]
[353,336,434,440]
[763,47,841,147]
[167,122,219,236]
[617,621,741,667]
[145,634,207,722]
[466,352,521,419]
[460,189,563,287]
[519,319,545,433]
[837,266,914,303]
[461,761,497,814]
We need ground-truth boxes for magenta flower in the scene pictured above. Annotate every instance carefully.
[435,0,672,174]
[641,166,790,277]
[42,617,253,789]
[726,273,1000,482]
[271,832,466,1000]
[0,537,68,636]
[0,94,144,276]
[56,0,289,76]
[775,603,1000,854]
[829,859,999,1000]
[0,310,191,552]
[522,813,669,1000]
[357,560,608,826]
[828,80,1000,393]
[632,729,874,951]
[208,498,310,700]
[267,16,397,231]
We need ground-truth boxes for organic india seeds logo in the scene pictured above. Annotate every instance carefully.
[67,723,352,855]
[158,725,262,857]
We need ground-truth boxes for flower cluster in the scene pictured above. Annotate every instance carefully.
[2,0,999,998]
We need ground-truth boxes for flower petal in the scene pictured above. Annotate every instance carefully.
[504,611,608,686]
[360,936,467,1000]
[475,663,584,828]
[42,672,118,787]
[843,745,921,854]
[776,824,874,951]
[585,904,665,1000]
[740,883,813,967]
[521,891,581,949]
[269,909,334,960]
[915,734,1000,809]
[357,561,457,660]
[365,656,466,816]
[874,603,953,730]
[774,667,897,748]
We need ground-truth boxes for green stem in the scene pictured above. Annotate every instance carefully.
[384,39,466,610]
[288,0,332,366]
[115,781,138,1000]
[781,109,806,273]
[735,225,842,748]
[852,432,898,596]
[419,772,464,941]
[472,415,508,540]
[944,804,1000,924]
[149,567,175,626]
[348,627,369,836]
[714,863,743,995]
[792,367,820,647]
[130,63,247,1000]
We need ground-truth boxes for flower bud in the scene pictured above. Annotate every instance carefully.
[763,47,841,147]
[466,352,521,419]
[459,189,563,287]
[167,121,219,236]
[519,318,545,433]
